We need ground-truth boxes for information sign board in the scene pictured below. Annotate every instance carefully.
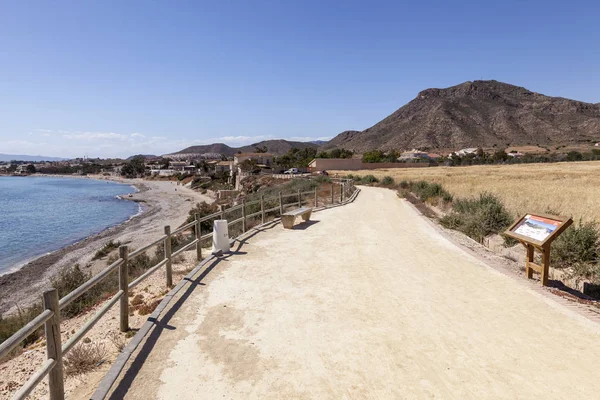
[504,213,572,286]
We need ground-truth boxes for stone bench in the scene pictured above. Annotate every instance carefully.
[281,207,313,229]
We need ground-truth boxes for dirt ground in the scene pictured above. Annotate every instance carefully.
[104,186,600,400]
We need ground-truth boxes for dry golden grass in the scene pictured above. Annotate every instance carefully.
[342,161,600,222]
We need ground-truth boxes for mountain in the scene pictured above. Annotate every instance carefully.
[327,80,600,152]
[0,153,67,162]
[168,140,318,157]
[237,140,318,155]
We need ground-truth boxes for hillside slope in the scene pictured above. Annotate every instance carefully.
[327,80,600,151]
[169,139,318,157]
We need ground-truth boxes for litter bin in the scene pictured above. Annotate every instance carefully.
[212,219,230,254]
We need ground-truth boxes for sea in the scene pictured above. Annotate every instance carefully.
[0,176,139,275]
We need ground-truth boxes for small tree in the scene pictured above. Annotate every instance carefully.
[254,145,268,153]
[26,164,36,174]
[492,149,508,162]
[566,151,583,162]
[121,156,146,178]
[239,159,259,173]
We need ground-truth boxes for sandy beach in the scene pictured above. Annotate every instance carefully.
[0,175,213,315]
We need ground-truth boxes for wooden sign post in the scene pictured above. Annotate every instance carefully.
[504,213,572,286]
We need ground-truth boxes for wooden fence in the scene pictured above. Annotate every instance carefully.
[0,179,357,400]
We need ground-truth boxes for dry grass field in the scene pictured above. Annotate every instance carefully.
[341,161,600,223]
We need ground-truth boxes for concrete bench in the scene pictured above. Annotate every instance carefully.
[281,207,313,229]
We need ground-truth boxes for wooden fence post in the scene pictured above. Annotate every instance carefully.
[43,288,64,400]
[279,192,283,215]
[525,244,534,279]
[164,226,172,288]
[297,189,301,207]
[260,195,265,224]
[340,182,344,203]
[242,200,247,233]
[314,188,318,208]
[541,245,550,286]
[118,245,129,332]
[195,214,202,261]
[331,183,334,205]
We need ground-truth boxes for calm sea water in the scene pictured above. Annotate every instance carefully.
[0,177,139,274]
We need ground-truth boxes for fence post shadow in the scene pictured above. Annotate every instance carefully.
[108,257,221,399]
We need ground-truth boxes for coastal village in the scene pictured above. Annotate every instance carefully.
[3,142,600,178]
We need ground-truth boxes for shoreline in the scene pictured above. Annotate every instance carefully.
[0,175,213,315]
[0,175,143,277]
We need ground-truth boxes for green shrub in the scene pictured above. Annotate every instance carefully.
[442,192,453,203]
[440,192,512,243]
[314,175,331,183]
[399,180,409,189]
[410,181,450,203]
[381,176,394,186]
[92,240,121,260]
[186,201,219,234]
[0,302,44,354]
[552,221,599,268]
[52,264,117,318]
[361,175,379,184]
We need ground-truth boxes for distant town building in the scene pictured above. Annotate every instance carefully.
[308,158,362,171]
[163,152,224,161]
[455,148,478,156]
[398,150,430,161]
[200,153,224,160]
[15,164,33,175]
[233,153,273,167]
[150,169,178,177]
[168,161,196,173]
[215,161,233,174]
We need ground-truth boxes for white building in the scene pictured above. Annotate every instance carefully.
[455,148,478,156]
[233,153,273,167]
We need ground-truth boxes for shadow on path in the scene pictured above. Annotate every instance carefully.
[109,222,279,398]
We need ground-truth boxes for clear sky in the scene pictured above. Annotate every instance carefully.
[1,0,599,158]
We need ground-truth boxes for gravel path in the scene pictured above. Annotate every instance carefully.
[108,186,600,400]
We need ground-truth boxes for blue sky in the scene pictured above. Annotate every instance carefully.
[1,0,599,158]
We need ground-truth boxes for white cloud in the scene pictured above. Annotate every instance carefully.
[62,132,128,141]
[2,129,331,159]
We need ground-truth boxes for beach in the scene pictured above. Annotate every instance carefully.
[0,175,213,315]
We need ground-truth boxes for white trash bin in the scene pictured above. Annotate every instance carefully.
[212,219,230,254]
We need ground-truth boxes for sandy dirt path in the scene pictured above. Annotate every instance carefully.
[108,186,600,400]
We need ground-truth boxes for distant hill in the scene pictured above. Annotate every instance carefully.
[126,154,158,160]
[168,139,319,157]
[167,143,236,157]
[327,80,600,152]
[237,140,318,155]
[0,153,67,162]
